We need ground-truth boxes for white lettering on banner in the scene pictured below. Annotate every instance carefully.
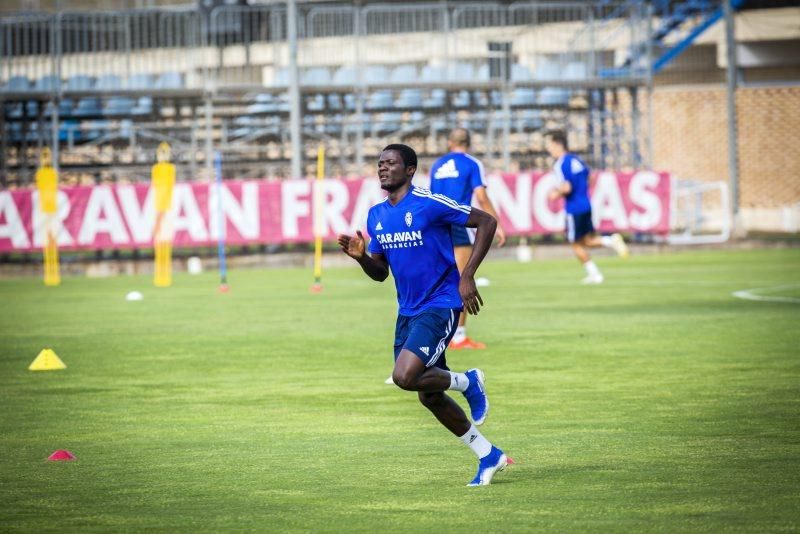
[322,180,350,236]
[171,184,208,241]
[629,171,663,230]
[591,171,628,228]
[282,180,311,239]
[0,191,30,248]
[32,190,74,247]
[117,185,155,244]
[533,172,565,231]
[209,182,259,240]
[487,174,532,231]
[77,186,130,245]
[349,179,385,234]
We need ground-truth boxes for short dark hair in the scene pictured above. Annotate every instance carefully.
[546,131,568,150]
[382,144,417,170]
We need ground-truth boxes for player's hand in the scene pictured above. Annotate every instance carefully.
[338,231,366,260]
[459,275,483,315]
[548,188,561,201]
[495,225,507,247]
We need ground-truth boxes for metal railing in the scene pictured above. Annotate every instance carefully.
[0,1,648,92]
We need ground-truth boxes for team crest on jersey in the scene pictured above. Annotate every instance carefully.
[405,212,413,227]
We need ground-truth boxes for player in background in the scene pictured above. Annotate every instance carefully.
[338,144,509,486]
[430,128,506,350]
[546,131,629,284]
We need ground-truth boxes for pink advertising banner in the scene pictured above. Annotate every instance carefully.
[0,171,670,252]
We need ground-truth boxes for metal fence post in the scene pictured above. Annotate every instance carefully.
[287,0,302,179]
[723,0,740,222]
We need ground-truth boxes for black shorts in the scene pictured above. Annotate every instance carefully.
[566,210,595,243]
[450,225,475,247]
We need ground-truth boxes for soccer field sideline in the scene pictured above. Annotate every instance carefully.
[1,248,799,531]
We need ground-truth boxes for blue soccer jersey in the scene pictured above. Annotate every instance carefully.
[554,153,592,215]
[429,152,487,206]
[367,186,471,316]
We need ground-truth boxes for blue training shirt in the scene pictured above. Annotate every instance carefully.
[367,186,471,316]
[554,153,592,215]
[429,152,487,206]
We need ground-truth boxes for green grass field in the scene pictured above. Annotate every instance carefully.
[1,248,799,532]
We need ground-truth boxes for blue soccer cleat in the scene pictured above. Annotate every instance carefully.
[462,368,488,425]
[467,446,507,486]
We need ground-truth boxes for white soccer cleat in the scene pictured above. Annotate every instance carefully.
[582,274,604,285]
[611,233,629,258]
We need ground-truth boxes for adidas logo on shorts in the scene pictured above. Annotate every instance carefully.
[419,346,429,356]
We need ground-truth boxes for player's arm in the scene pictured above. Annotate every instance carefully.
[473,186,506,247]
[460,208,497,315]
[548,180,571,200]
[337,231,389,282]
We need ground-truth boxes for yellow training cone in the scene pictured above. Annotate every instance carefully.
[28,349,66,371]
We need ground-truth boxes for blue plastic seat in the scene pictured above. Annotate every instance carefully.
[74,98,102,117]
[155,72,182,89]
[6,76,31,91]
[452,90,471,108]
[374,112,402,134]
[364,65,389,85]
[476,64,491,81]
[395,89,423,109]
[128,74,154,89]
[538,87,569,106]
[343,93,357,111]
[307,93,325,112]
[131,97,153,115]
[59,99,75,116]
[366,90,393,110]
[453,62,475,82]
[66,75,94,91]
[332,66,357,86]
[516,110,543,131]
[420,65,445,83]
[104,97,135,116]
[389,65,417,84]
[35,75,60,91]
[302,68,331,86]
[423,89,446,108]
[512,63,533,81]
[272,68,289,87]
[96,74,121,90]
[327,93,343,111]
[510,88,536,107]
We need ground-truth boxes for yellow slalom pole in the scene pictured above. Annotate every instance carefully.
[152,142,176,287]
[36,147,60,286]
[310,144,325,293]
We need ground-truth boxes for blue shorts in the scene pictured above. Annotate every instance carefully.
[394,308,460,370]
[450,225,475,247]
[566,210,595,243]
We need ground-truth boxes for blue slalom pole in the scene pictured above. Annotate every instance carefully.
[214,151,229,291]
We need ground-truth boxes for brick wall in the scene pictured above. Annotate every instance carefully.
[649,84,800,209]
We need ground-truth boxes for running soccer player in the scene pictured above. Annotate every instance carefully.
[545,131,629,284]
[430,128,506,350]
[338,144,508,486]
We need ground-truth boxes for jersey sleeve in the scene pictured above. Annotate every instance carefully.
[426,192,471,226]
[366,210,383,254]
[469,158,487,191]
[561,155,586,189]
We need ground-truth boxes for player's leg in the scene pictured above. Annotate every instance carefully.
[449,225,486,349]
[568,213,603,284]
[390,309,506,485]
[583,233,629,257]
